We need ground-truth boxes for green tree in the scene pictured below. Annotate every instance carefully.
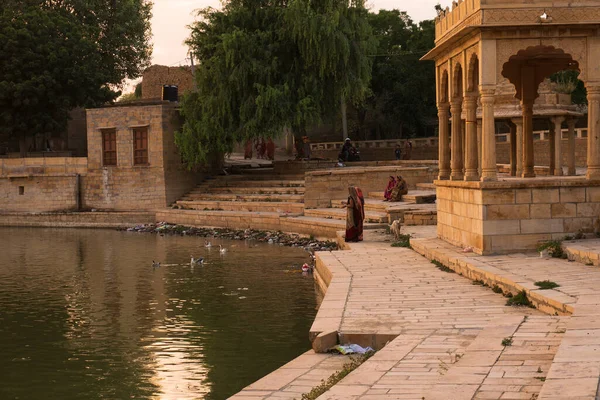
[350,10,436,139]
[176,0,375,167]
[0,0,152,149]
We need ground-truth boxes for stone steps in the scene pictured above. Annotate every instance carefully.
[181,193,305,203]
[208,179,305,188]
[202,186,305,195]
[174,200,305,214]
[562,238,600,266]
[289,215,388,231]
[366,189,437,204]
[304,208,389,223]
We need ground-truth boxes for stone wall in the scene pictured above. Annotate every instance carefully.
[304,166,439,209]
[274,160,438,175]
[141,65,194,100]
[0,211,155,228]
[0,176,79,212]
[436,179,600,255]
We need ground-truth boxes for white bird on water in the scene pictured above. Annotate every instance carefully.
[191,256,204,266]
[152,260,161,268]
[219,245,227,255]
[205,240,212,248]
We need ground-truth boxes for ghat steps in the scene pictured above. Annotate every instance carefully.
[166,169,438,237]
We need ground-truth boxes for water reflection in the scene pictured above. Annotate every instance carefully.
[0,227,316,399]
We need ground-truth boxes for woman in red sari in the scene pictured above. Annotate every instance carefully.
[345,186,365,242]
[383,176,396,201]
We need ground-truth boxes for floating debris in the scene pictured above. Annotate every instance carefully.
[121,223,338,253]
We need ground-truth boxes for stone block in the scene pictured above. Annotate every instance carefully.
[551,203,577,218]
[311,330,338,353]
[482,189,515,205]
[564,217,594,233]
[586,186,600,202]
[521,218,564,234]
[490,233,552,253]
[515,189,532,204]
[532,188,560,203]
[485,204,529,220]
[530,203,551,219]
[482,220,520,235]
[577,203,600,217]
[560,187,586,203]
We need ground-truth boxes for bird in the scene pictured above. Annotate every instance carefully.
[205,240,212,248]
[219,245,227,255]
[191,256,204,266]
[152,260,161,268]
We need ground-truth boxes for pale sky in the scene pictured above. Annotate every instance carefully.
[149,0,442,67]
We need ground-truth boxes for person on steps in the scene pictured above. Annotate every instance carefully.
[384,176,396,202]
[345,186,365,242]
[390,175,408,202]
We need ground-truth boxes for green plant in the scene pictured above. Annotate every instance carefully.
[432,260,455,273]
[537,240,565,258]
[501,337,513,346]
[492,285,503,294]
[506,290,534,308]
[391,234,411,248]
[472,280,486,286]
[534,280,560,290]
[537,367,543,373]
[300,352,374,400]
[535,377,546,382]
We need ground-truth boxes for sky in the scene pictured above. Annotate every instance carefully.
[149,0,442,67]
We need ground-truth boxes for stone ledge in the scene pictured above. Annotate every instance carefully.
[410,238,576,316]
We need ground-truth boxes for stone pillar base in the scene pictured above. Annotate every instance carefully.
[436,178,600,255]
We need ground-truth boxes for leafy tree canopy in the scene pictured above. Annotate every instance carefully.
[176,0,376,167]
[0,0,152,142]
[349,9,436,140]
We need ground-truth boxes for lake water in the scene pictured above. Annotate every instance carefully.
[0,227,317,399]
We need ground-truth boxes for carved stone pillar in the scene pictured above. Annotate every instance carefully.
[567,118,577,176]
[450,99,464,180]
[511,118,524,177]
[522,101,535,178]
[464,95,479,181]
[477,119,482,176]
[480,90,497,181]
[437,103,451,180]
[588,86,600,179]
[552,116,565,176]
[549,120,556,175]
[509,122,517,177]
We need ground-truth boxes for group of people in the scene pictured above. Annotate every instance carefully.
[244,138,275,160]
[384,175,408,202]
[344,175,409,243]
[394,141,413,160]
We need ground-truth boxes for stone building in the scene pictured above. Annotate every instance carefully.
[423,0,600,254]
[0,101,202,212]
[141,65,194,100]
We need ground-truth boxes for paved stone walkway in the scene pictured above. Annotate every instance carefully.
[230,351,349,399]
[232,231,600,400]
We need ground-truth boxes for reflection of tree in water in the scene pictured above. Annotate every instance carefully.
[160,240,316,400]
[0,228,317,400]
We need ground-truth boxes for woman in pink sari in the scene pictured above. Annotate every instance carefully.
[345,186,365,242]
[383,176,396,201]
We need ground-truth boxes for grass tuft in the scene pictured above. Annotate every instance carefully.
[506,290,534,308]
[300,352,374,400]
[501,337,513,346]
[391,234,411,248]
[432,260,455,273]
[534,280,560,290]
[537,240,565,258]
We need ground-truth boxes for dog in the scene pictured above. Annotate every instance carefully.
[390,219,402,240]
